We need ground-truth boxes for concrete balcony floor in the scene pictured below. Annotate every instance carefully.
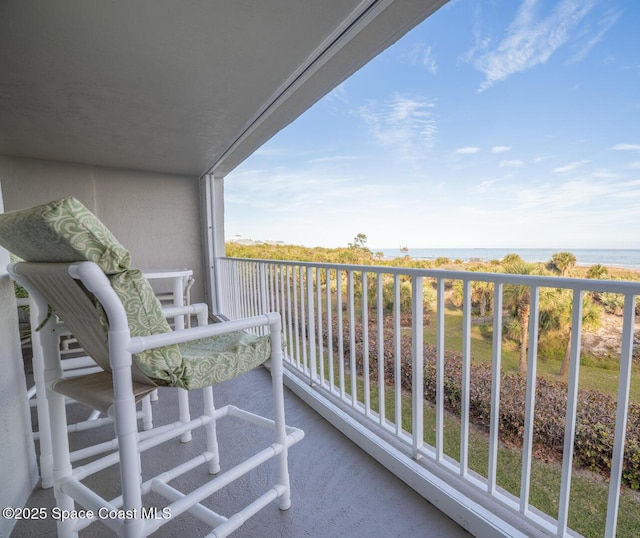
[14,365,469,537]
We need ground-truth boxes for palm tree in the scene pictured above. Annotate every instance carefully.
[450,278,493,316]
[586,264,609,280]
[542,290,602,377]
[548,251,577,277]
[503,262,541,374]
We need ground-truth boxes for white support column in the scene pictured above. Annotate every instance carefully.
[201,173,226,316]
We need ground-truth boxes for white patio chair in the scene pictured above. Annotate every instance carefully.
[0,197,303,537]
[18,269,195,488]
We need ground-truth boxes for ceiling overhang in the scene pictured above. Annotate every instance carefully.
[0,0,448,177]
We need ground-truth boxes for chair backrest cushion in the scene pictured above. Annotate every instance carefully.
[0,196,130,273]
[0,196,185,387]
[105,269,185,387]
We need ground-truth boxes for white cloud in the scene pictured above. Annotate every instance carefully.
[308,155,360,164]
[454,146,480,155]
[491,145,511,153]
[499,159,524,168]
[470,0,596,91]
[612,143,640,151]
[552,160,590,173]
[569,10,621,62]
[473,178,504,193]
[358,95,437,159]
[422,46,438,75]
[591,169,620,179]
[406,43,438,74]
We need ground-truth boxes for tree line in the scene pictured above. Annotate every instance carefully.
[227,235,639,376]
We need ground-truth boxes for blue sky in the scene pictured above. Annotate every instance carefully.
[226,0,640,250]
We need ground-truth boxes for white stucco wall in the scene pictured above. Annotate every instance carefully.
[0,182,39,537]
[0,156,206,303]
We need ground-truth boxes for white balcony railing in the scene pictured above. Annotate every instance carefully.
[217,257,639,538]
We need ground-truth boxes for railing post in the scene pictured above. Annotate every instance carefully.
[377,272,385,426]
[348,270,357,406]
[460,279,471,477]
[488,282,503,494]
[307,266,317,383]
[435,277,445,461]
[558,290,584,534]
[605,293,636,538]
[520,285,540,515]
[412,276,424,459]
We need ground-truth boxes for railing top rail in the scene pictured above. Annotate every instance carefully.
[221,256,640,295]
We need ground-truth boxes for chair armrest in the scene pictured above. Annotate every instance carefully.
[162,303,209,326]
[127,312,281,354]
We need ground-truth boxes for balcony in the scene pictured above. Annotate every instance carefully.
[10,254,640,536]
[214,256,640,538]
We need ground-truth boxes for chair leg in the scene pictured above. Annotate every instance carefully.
[203,386,220,474]
[141,395,153,430]
[269,337,292,510]
[178,388,191,442]
[28,305,55,488]
[48,388,78,538]
[112,388,145,537]
[40,336,77,536]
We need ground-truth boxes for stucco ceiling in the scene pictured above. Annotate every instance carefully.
[0,0,447,177]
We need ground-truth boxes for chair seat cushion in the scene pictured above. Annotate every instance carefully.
[178,331,271,390]
[0,196,130,273]
[106,271,270,390]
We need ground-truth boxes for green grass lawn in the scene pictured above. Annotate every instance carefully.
[361,377,640,538]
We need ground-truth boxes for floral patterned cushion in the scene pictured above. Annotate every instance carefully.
[178,331,271,390]
[106,271,271,389]
[104,269,185,387]
[0,196,271,389]
[0,196,130,273]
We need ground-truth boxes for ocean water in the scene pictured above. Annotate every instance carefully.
[376,248,640,270]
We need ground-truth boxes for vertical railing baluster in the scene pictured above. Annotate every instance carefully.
[280,265,295,362]
[307,266,317,383]
[317,268,325,386]
[460,279,472,476]
[292,265,301,369]
[239,261,248,319]
[327,269,335,392]
[299,265,308,373]
[258,263,268,334]
[246,261,255,317]
[520,285,540,515]
[363,272,370,415]
[266,263,274,313]
[605,293,636,538]
[377,273,385,426]
[337,269,345,398]
[488,282,503,494]
[247,261,256,317]
[558,289,584,535]
[436,278,445,461]
[394,274,401,435]
[348,270,357,406]
[228,259,237,320]
[412,276,424,458]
